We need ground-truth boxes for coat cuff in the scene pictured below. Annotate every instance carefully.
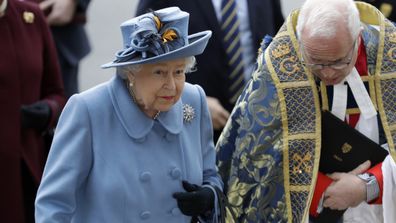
[310,172,333,217]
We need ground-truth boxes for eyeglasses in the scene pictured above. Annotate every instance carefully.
[300,39,358,71]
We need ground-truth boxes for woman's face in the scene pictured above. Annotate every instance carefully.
[127,58,187,117]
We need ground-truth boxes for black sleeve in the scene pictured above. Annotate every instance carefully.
[272,0,285,31]
[76,0,91,12]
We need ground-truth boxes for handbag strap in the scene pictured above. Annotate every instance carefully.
[214,187,238,223]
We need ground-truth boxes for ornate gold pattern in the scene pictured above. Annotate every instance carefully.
[279,56,299,75]
[292,152,313,175]
[284,88,316,134]
[376,21,396,161]
[388,48,396,62]
[264,9,321,222]
[290,191,310,223]
[269,35,307,83]
[381,80,396,124]
[272,44,291,58]
[389,33,396,43]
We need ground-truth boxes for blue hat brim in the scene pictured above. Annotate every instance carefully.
[101,30,212,69]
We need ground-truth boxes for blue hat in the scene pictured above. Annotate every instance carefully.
[102,7,212,68]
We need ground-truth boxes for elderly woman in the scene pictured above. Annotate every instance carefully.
[35,7,223,223]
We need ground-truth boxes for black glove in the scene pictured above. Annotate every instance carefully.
[21,101,51,131]
[173,180,215,216]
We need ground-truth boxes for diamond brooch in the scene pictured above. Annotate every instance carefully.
[183,104,195,123]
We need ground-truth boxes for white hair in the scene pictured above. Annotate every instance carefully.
[117,56,197,79]
[296,0,360,40]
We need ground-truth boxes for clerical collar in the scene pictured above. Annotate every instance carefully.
[331,67,377,120]
[0,0,7,17]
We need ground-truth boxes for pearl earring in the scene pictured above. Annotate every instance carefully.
[126,80,137,103]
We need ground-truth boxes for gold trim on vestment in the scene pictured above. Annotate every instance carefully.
[264,8,323,222]
[265,39,292,223]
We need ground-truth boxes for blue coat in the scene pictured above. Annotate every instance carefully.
[35,75,223,223]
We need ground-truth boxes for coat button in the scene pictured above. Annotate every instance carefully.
[165,133,175,142]
[171,207,181,216]
[134,136,147,143]
[140,211,151,220]
[170,167,181,179]
[139,172,151,182]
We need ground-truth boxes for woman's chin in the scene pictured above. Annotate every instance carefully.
[157,104,174,112]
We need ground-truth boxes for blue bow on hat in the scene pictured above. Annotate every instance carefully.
[102,7,212,68]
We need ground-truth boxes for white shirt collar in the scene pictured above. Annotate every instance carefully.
[331,67,377,119]
[331,68,379,143]
[0,0,7,17]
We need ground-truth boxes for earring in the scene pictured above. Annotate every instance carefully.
[126,80,137,103]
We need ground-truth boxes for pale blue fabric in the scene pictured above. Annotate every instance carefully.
[101,7,212,68]
[35,75,223,223]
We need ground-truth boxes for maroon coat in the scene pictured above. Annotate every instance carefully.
[0,0,65,222]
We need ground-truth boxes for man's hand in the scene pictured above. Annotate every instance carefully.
[206,96,230,130]
[40,0,76,26]
[323,160,370,210]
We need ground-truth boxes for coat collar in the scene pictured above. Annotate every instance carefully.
[109,75,183,139]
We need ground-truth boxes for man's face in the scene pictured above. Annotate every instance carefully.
[300,34,359,85]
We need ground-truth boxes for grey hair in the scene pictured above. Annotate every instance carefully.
[116,56,197,79]
[296,0,360,40]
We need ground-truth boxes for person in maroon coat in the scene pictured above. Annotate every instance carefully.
[0,0,65,222]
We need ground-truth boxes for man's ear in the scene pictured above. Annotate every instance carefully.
[357,27,363,46]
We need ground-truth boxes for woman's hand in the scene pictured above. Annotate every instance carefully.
[173,181,214,216]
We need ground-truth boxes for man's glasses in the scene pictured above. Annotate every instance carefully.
[300,39,358,71]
